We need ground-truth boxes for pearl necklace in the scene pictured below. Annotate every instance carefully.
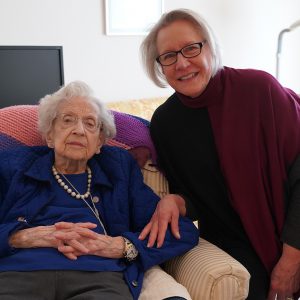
[52,165,91,200]
[52,165,107,235]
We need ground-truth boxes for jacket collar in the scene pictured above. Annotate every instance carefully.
[24,147,113,188]
[24,148,54,182]
[88,156,113,188]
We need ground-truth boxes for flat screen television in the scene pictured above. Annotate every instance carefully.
[0,46,64,108]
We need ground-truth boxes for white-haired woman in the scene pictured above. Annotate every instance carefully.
[139,8,300,300]
[0,81,198,300]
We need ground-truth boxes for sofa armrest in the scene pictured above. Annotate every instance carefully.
[141,159,250,299]
[163,238,250,300]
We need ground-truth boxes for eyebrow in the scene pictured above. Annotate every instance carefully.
[61,112,97,118]
[159,41,201,54]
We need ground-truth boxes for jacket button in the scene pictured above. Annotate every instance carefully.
[92,196,100,203]
[131,280,138,287]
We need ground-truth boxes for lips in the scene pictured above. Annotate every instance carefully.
[178,72,198,81]
[67,141,86,147]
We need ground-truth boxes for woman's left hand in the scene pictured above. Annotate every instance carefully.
[267,243,300,300]
[54,222,124,260]
[73,235,124,259]
[138,194,185,248]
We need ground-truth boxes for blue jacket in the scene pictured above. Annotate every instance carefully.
[0,145,199,299]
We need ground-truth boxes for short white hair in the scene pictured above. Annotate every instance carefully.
[38,81,116,141]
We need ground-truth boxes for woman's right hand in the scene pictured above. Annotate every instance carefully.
[9,225,59,249]
[8,222,98,255]
[52,222,99,259]
[138,194,186,248]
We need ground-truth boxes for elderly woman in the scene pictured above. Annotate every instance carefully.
[139,8,300,300]
[0,81,198,300]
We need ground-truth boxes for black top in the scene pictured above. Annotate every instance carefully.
[150,93,251,249]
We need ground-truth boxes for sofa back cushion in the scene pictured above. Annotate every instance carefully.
[0,104,168,197]
[0,105,154,155]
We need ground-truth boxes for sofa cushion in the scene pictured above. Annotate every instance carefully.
[0,105,156,163]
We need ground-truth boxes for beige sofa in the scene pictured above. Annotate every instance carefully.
[108,97,251,300]
[0,102,250,300]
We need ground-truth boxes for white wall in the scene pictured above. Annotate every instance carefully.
[0,0,299,102]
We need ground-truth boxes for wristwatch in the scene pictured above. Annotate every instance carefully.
[122,237,139,261]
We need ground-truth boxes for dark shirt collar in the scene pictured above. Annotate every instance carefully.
[176,67,224,108]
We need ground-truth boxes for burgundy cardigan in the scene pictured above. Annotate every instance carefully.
[178,67,300,273]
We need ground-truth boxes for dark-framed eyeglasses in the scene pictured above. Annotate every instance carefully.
[156,40,207,66]
[55,113,101,133]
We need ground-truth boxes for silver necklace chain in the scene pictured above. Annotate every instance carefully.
[52,165,107,235]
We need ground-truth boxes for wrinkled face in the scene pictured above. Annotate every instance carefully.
[47,97,102,164]
[156,20,213,98]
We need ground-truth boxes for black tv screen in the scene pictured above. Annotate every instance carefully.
[0,46,64,108]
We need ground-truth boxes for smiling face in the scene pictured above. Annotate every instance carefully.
[46,97,102,172]
[157,20,213,98]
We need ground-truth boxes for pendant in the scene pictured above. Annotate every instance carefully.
[92,196,100,203]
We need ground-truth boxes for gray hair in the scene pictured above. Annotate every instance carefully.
[140,8,223,87]
[38,81,116,141]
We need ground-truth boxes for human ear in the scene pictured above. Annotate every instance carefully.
[95,131,104,154]
[46,131,54,148]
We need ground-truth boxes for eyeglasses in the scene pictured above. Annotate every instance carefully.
[156,40,207,66]
[55,113,100,132]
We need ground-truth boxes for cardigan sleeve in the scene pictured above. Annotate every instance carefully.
[266,81,300,248]
[120,152,199,271]
[150,100,199,221]
[281,155,300,249]
[0,150,30,257]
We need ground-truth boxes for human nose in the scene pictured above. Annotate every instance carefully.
[175,52,190,69]
[72,118,85,134]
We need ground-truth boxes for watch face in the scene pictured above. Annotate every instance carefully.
[123,237,138,261]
